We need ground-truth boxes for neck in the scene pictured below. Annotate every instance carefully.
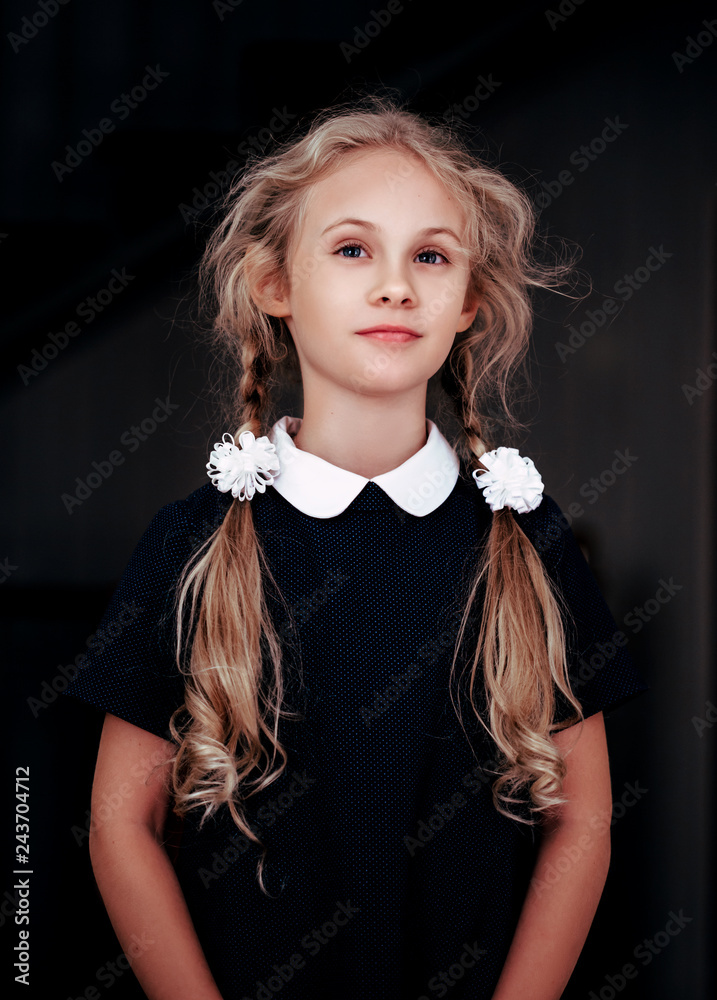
[292,385,429,479]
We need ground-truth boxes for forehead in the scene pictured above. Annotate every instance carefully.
[298,148,466,235]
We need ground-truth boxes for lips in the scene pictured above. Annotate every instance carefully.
[355,324,421,342]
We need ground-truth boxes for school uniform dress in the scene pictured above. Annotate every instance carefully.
[62,414,649,1000]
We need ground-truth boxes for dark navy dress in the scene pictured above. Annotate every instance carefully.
[62,458,648,1000]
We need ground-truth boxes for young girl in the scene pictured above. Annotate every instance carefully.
[63,95,648,1000]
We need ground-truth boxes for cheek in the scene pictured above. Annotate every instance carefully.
[288,238,324,288]
[415,273,468,318]
[432,333,458,367]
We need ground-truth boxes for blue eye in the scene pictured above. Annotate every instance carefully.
[334,241,450,265]
[417,249,446,265]
[336,244,365,258]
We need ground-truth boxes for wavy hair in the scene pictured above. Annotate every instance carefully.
[167,93,584,895]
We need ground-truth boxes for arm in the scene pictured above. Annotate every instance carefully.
[88,712,225,1000]
[490,711,613,1000]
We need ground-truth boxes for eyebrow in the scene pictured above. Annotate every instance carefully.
[320,218,463,244]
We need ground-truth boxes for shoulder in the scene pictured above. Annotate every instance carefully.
[456,457,570,564]
[511,493,574,570]
[128,482,234,577]
[156,481,234,542]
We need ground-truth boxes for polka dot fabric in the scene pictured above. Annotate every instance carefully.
[62,459,648,999]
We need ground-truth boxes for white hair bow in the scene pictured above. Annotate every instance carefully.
[472,447,544,513]
[206,431,281,501]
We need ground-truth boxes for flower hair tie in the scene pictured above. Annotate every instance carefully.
[472,446,544,513]
[206,430,281,501]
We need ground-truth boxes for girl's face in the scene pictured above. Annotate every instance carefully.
[260,148,479,399]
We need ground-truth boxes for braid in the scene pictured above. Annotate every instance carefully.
[444,340,582,822]
[233,340,275,438]
[171,341,298,898]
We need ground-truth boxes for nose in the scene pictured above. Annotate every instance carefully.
[369,255,416,305]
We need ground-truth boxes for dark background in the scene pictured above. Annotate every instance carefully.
[2,0,715,997]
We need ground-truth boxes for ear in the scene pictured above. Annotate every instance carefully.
[244,247,291,318]
[249,276,292,318]
[456,292,482,333]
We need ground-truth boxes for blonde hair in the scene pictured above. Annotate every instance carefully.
[167,93,584,895]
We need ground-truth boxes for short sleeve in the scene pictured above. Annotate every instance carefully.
[61,499,201,743]
[514,494,650,727]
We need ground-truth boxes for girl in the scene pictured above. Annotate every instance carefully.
[63,95,648,1000]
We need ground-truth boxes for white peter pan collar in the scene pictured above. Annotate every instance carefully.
[267,414,460,518]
